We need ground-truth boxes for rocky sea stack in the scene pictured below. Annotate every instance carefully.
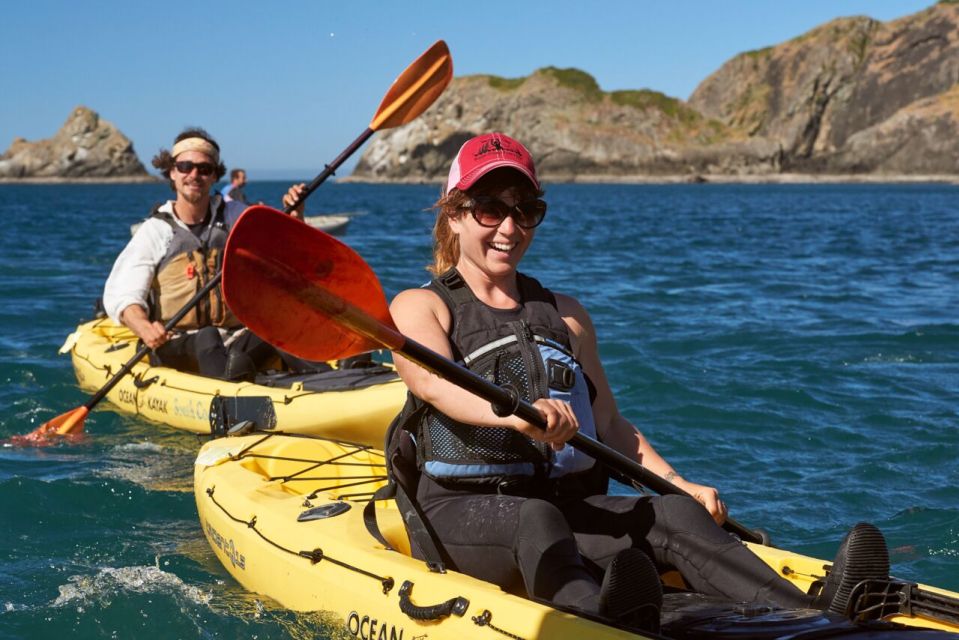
[352,2,959,182]
[0,106,149,181]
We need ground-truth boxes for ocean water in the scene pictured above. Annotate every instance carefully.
[0,181,956,638]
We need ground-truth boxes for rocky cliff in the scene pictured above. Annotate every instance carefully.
[0,106,148,179]
[352,2,959,181]
[689,2,959,173]
[353,69,771,182]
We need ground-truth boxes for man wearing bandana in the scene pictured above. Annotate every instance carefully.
[103,128,306,380]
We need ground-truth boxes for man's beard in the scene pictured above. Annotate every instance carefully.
[180,184,205,204]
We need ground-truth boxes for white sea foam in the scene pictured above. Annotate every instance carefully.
[52,564,211,608]
[929,545,959,559]
[95,442,194,491]
[112,441,165,454]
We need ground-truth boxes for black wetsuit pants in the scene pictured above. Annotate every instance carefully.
[416,474,813,613]
[152,327,286,380]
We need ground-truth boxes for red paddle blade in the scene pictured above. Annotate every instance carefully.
[223,206,401,362]
[7,406,88,446]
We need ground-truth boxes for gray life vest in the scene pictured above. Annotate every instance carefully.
[416,268,597,485]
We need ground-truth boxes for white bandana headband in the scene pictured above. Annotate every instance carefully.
[171,137,219,163]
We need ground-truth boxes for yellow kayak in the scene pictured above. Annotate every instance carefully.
[62,318,406,446]
[194,432,959,639]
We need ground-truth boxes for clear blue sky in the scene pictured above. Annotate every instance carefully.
[0,0,935,179]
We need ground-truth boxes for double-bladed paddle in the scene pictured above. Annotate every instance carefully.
[13,40,452,445]
[219,206,767,544]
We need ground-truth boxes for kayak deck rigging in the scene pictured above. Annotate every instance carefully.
[204,482,396,594]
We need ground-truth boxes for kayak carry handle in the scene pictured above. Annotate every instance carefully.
[133,374,159,389]
[398,580,469,621]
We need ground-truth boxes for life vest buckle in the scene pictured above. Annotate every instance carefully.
[440,269,465,290]
[547,358,575,391]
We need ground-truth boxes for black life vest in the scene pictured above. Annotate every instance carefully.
[363,268,604,572]
[415,268,598,485]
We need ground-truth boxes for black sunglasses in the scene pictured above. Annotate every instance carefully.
[465,195,547,229]
[174,160,216,176]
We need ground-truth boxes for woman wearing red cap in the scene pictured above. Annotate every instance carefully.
[388,133,886,631]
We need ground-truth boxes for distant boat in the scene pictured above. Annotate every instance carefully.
[303,214,350,235]
[130,212,356,237]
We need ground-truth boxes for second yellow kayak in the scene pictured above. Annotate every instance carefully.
[63,318,407,447]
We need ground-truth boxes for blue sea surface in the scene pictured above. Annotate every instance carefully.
[0,181,957,638]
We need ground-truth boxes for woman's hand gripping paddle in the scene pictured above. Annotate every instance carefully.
[11,40,452,446]
[219,207,768,545]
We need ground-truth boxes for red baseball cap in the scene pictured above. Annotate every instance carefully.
[446,132,540,194]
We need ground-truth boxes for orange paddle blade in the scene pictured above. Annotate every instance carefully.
[222,206,401,362]
[7,406,89,446]
[370,40,453,131]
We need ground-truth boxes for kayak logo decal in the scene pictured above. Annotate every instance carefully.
[118,389,136,406]
[473,137,522,160]
[146,396,168,414]
[204,520,246,570]
[347,611,407,640]
[173,396,209,421]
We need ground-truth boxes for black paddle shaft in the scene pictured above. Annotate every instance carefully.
[84,274,225,410]
[400,338,765,544]
[284,128,374,214]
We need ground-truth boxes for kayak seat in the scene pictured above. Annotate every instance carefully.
[254,365,399,392]
[364,397,454,574]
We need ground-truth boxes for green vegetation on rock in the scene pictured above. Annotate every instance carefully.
[744,46,773,59]
[539,67,603,100]
[849,30,872,66]
[730,83,771,135]
[486,75,526,91]
[611,90,701,124]
[736,46,773,73]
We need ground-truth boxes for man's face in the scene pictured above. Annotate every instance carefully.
[171,150,216,204]
[236,171,247,186]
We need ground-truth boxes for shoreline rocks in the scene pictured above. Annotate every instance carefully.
[339,172,959,186]
[0,175,160,185]
[0,106,149,180]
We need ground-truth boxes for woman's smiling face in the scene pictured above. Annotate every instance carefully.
[450,185,537,279]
